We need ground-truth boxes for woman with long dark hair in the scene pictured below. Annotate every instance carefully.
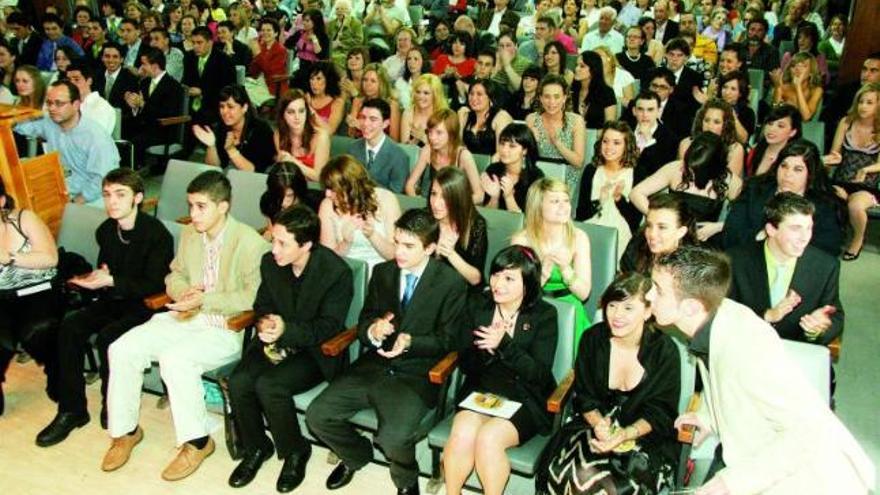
[508,65,542,121]
[717,70,755,144]
[619,193,699,274]
[746,103,802,176]
[458,80,514,157]
[259,162,321,238]
[287,8,329,90]
[570,50,617,130]
[273,89,330,182]
[304,61,345,135]
[481,123,545,212]
[678,99,746,177]
[429,167,488,286]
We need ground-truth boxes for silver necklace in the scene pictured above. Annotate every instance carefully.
[116,223,131,245]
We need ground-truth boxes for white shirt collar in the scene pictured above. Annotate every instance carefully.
[151,71,166,85]
[106,67,122,78]
[365,133,386,155]
[402,256,429,279]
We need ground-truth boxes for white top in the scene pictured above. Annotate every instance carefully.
[580,28,625,54]
[394,77,413,110]
[81,91,117,137]
[611,67,635,101]
[236,27,258,45]
[382,53,406,83]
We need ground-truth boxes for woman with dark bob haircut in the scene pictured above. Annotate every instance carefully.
[539,272,681,494]
[443,245,559,495]
[194,84,276,172]
[259,162,322,237]
[481,122,545,212]
[620,192,699,274]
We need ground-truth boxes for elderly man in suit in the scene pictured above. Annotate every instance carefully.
[345,98,410,193]
[475,0,520,37]
[727,193,843,345]
[226,205,354,492]
[647,246,874,495]
[183,26,236,126]
[307,208,467,495]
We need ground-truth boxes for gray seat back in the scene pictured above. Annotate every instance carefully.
[156,160,217,222]
[399,143,421,173]
[57,203,107,267]
[573,221,618,320]
[160,219,184,255]
[544,297,577,383]
[395,192,427,213]
[227,168,269,230]
[330,135,356,158]
[344,257,368,329]
[476,206,524,279]
[472,153,492,173]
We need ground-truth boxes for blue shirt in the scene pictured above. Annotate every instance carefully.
[36,36,84,71]
[15,115,120,202]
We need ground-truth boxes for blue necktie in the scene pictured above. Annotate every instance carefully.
[402,273,418,309]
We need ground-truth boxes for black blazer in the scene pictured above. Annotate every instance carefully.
[671,66,703,121]
[183,47,237,124]
[459,292,558,434]
[95,68,141,111]
[355,258,468,405]
[575,164,642,233]
[125,73,185,140]
[623,99,690,140]
[634,123,678,183]
[16,34,42,67]
[658,20,680,45]
[727,241,844,345]
[252,245,354,381]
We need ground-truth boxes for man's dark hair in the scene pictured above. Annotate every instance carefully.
[187,170,232,205]
[50,80,81,102]
[258,16,280,33]
[655,246,731,314]
[41,13,63,28]
[217,20,235,31]
[362,98,391,121]
[274,204,320,246]
[536,15,557,30]
[477,49,496,65]
[66,59,95,83]
[103,167,145,195]
[119,18,140,31]
[866,51,880,62]
[649,66,676,87]
[191,26,213,41]
[635,90,661,106]
[141,46,166,70]
[394,208,439,248]
[665,37,691,57]
[747,16,769,34]
[150,27,170,41]
[89,17,108,31]
[721,42,746,64]
[6,12,31,28]
[764,192,816,228]
[101,41,124,58]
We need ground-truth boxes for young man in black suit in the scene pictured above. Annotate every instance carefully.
[727,192,843,345]
[183,26,236,126]
[631,90,678,183]
[94,42,140,111]
[345,98,410,193]
[624,68,689,139]
[226,205,353,493]
[6,12,42,67]
[306,208,468,495]
[35,168,174,447]
[664,38,703,123]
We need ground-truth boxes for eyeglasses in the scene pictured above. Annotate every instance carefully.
[45,100,72,107]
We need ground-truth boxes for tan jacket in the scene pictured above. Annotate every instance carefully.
[696,299,874,494]
[165,216,269,317]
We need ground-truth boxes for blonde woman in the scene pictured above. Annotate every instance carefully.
[346,63,400,141]
[400,73,447,147]
[512,178,591,348]
[770,51,823,121]
[594,46,635,108]
[405,108,483,204]
[229,2,257,44]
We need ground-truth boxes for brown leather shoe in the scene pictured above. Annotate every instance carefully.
[101,427,144,472]
[161,438,215,481]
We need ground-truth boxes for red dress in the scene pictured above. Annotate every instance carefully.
[431,55,476,78]
[249,41,289,97]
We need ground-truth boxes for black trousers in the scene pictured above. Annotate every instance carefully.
[0,288,62,399]
[56,299,152,415]
[228,341,324,458]
[306,359,431,489]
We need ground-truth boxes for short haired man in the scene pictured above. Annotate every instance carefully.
[215,20,253,67]
[94,42,140,110]
[475,0,520,37]
[653,0,680,44]
[519,16,576,63]
[624,67,689,138]
[648,247,874,494]
[727,193,843,344]
[14,81,120,204]
[492,31,532,92]
[346,98,409,193]
[226,205,354,491]
[6,12,41,66]
[65,60,116,136]
[101,171,268,480]
[118,19,145,69]
[36,13,85,71]
[86,18,109,66]
[35,169,174,447]
[663,38,703,129]
[679,10,717,68]
[630,90,678,182]
[580,6,624,53]
[307,208,467,494]
[148,27,184,81]
[183,26,237,125]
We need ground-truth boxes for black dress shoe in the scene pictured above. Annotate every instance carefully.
[325,461,357,490]
[35,412,91,447]
[228,446,274,488]
[397,483,420,495]
[276,445,312,493]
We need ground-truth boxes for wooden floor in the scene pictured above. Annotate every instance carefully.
[0,362,419,494]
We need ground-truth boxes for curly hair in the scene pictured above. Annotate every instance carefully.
[320,154,378,216]
[692,98,739,147]
[361,62,395,100]
[592,121,639,169]
[783,51,821,88]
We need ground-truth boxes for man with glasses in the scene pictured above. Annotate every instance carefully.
[14,81,120,204]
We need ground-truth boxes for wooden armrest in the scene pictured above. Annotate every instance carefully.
[227,310,256,332]
[547,369,575,414]
[828,336,840,363]
[141,197,158,212]
[321,327,358,357]
[158,115,192,126]
[144,292,171,310]
[428,351,459,385]
[177,216,192,224]
[678,393,702,444]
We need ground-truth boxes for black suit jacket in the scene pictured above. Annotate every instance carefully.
[671,66,703,123]
[125,73,185,141]
[183,47,237,124]
[252,245,354,381]
[659,20,680,45]
[635,123,678,183]
[476,8,520,32]
[727,241,843,345]
[95,68,141,111]
[16,34,42,67]
[354,258,467,405]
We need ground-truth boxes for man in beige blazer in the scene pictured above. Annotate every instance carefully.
[647,246,874,495]
[101,171,269,481]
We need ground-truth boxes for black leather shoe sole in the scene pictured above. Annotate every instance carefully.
[277,448,312,493]
[325,462,357,490]
[228,448,274,488]
[35,413,90,447]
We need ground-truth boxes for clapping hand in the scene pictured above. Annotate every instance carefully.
[769,68,783,87]
[436,228,459,259]
[473,321,506,354]
[166,285,204,312]
[224,131,239,151]
[257,314,285,343]
[192,125,216,147]
[69,263,113,290]
[764,289,802,323]
[368,312,396,343]
[854,169,868,183]
[592,416,612,441]
[481,173,502,198]
[377,332,411,358]
[500,175,516,199]
[589,429,625,454]
[801,305,835,340]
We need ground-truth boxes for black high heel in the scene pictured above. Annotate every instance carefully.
[842,249,862,261]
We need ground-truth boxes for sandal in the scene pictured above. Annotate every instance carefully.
[842,250,861,261]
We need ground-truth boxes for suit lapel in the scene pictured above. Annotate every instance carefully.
[745,243,772,308]
[399,259,437,328]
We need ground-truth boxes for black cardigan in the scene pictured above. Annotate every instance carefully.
[572,321,681,464]
[575,164,643,232]
[95,211,174,301]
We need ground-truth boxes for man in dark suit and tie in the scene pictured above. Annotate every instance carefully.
[5,12,42,67]
[122,47,185,166]
[475,0,520,36]
[94,42,140,111]
[630,90,679,183]
[664,38,703,133]
[727,192,843,345]
[345,98,410,193]
[624,68,691,140]
[653,0,680,44]
[226,205,354,492]
[183,26,236,126]
[307,208,468,495]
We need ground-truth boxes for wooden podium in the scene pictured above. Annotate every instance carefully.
[0,104,68,234]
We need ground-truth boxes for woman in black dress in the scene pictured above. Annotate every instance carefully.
[429,167,488,287]
[539,272,681,494]
[443,246,558,495]
[481,123,545,213]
